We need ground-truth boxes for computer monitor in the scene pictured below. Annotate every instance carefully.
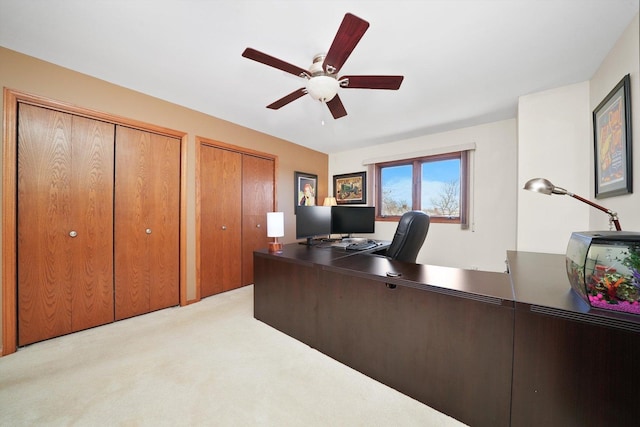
[331,206,375,237]
[295,206,332,245]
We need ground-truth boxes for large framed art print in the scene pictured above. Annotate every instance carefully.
[593,74,632,199]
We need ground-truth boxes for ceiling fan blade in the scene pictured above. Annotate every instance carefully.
[242,48,309,78]
[326,95,347,119]
[323,13,369,75]
[266,88,307,110]
[340,75,404,90]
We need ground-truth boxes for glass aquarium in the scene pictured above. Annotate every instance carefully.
[566,231,640,315]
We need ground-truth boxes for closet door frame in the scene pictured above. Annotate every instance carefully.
[195,136,278,301]
[2,88,188,355]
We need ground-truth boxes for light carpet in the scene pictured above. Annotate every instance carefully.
[0,285,466,426]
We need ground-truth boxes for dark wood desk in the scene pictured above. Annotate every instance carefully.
[507,251,640,427]
[254,244,514,427]
[255,247,640,426]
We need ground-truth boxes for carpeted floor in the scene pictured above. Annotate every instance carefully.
[0,285,466,426]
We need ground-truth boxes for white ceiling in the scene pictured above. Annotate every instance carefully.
[1,0,638,154]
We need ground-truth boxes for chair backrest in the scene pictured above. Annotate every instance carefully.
[385,211,430,263]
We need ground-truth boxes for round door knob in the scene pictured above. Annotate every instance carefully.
[256,224,261,228]
[145,228,152,234]
[69,230,78,238]
[221,225,227,230]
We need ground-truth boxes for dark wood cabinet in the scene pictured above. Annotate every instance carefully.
[507,251,640,427]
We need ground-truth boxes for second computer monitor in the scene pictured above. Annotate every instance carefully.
[331,206,375,236]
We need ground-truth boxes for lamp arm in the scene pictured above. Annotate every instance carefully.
[568,193,622,231]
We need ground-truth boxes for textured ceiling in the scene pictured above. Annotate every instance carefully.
[1,0,638,153]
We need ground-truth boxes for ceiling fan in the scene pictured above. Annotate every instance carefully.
[242,13,404,119]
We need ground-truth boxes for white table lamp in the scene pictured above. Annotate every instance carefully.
[267,212,284,253]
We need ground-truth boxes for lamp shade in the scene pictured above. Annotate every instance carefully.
[323,197,337,206]
[267,212,284,238]
[523,178,567,195]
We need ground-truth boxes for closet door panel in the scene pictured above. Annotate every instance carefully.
[241,155,275,285]
[70,114,115,331]
[17,104,115,346]
[200,146,242,296]
[148,133,180,311]
[114,126,180,319]
[18,105,74,345]
[114,126,151,320]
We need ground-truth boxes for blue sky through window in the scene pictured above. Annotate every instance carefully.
[381,159,460,213]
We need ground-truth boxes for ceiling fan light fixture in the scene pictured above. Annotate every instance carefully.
[306,75,339,102]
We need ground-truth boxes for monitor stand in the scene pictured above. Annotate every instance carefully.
[299,237,322,246]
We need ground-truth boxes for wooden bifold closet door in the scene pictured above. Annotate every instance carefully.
[17,104,115,346]
[241,154,275,285]
[16,104,181,346]
[114,126,180,320]
[199,146,243,296]
[199,144,275,298]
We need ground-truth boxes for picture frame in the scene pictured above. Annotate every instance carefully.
[294,171,317,212]
[333,171,367,205]
[593,74,633,199]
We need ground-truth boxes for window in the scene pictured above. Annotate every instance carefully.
[375,151,469,226]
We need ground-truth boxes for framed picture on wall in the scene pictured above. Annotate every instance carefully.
[294,171,317,212]
[333,171,367,205]
[593,74,633,199]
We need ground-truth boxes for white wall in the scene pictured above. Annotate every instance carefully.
[329,119,518,272]
[517,82,591,254]
[517,12,639,254]
[589,12,640,232]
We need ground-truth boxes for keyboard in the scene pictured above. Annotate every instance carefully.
[345,241,379,251]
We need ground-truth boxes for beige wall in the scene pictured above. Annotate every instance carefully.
[0,47,328,349]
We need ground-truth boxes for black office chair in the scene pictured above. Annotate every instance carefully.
[385,211,430,263]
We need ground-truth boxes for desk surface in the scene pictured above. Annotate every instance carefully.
[255,240,390,265]
[257,243,513,305]
[327,253,513,304]
[507,250,640,329]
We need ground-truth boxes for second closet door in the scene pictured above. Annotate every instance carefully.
[241,155,275,285]
[114,126,180,320]
[200,145,243,297]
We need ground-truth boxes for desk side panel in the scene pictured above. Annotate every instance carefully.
[253,254,319,347]
[316,269,514,427]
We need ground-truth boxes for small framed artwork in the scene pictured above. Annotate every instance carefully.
[333,171,367,204]
[593,74,633,199]
[294,171,317,212]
